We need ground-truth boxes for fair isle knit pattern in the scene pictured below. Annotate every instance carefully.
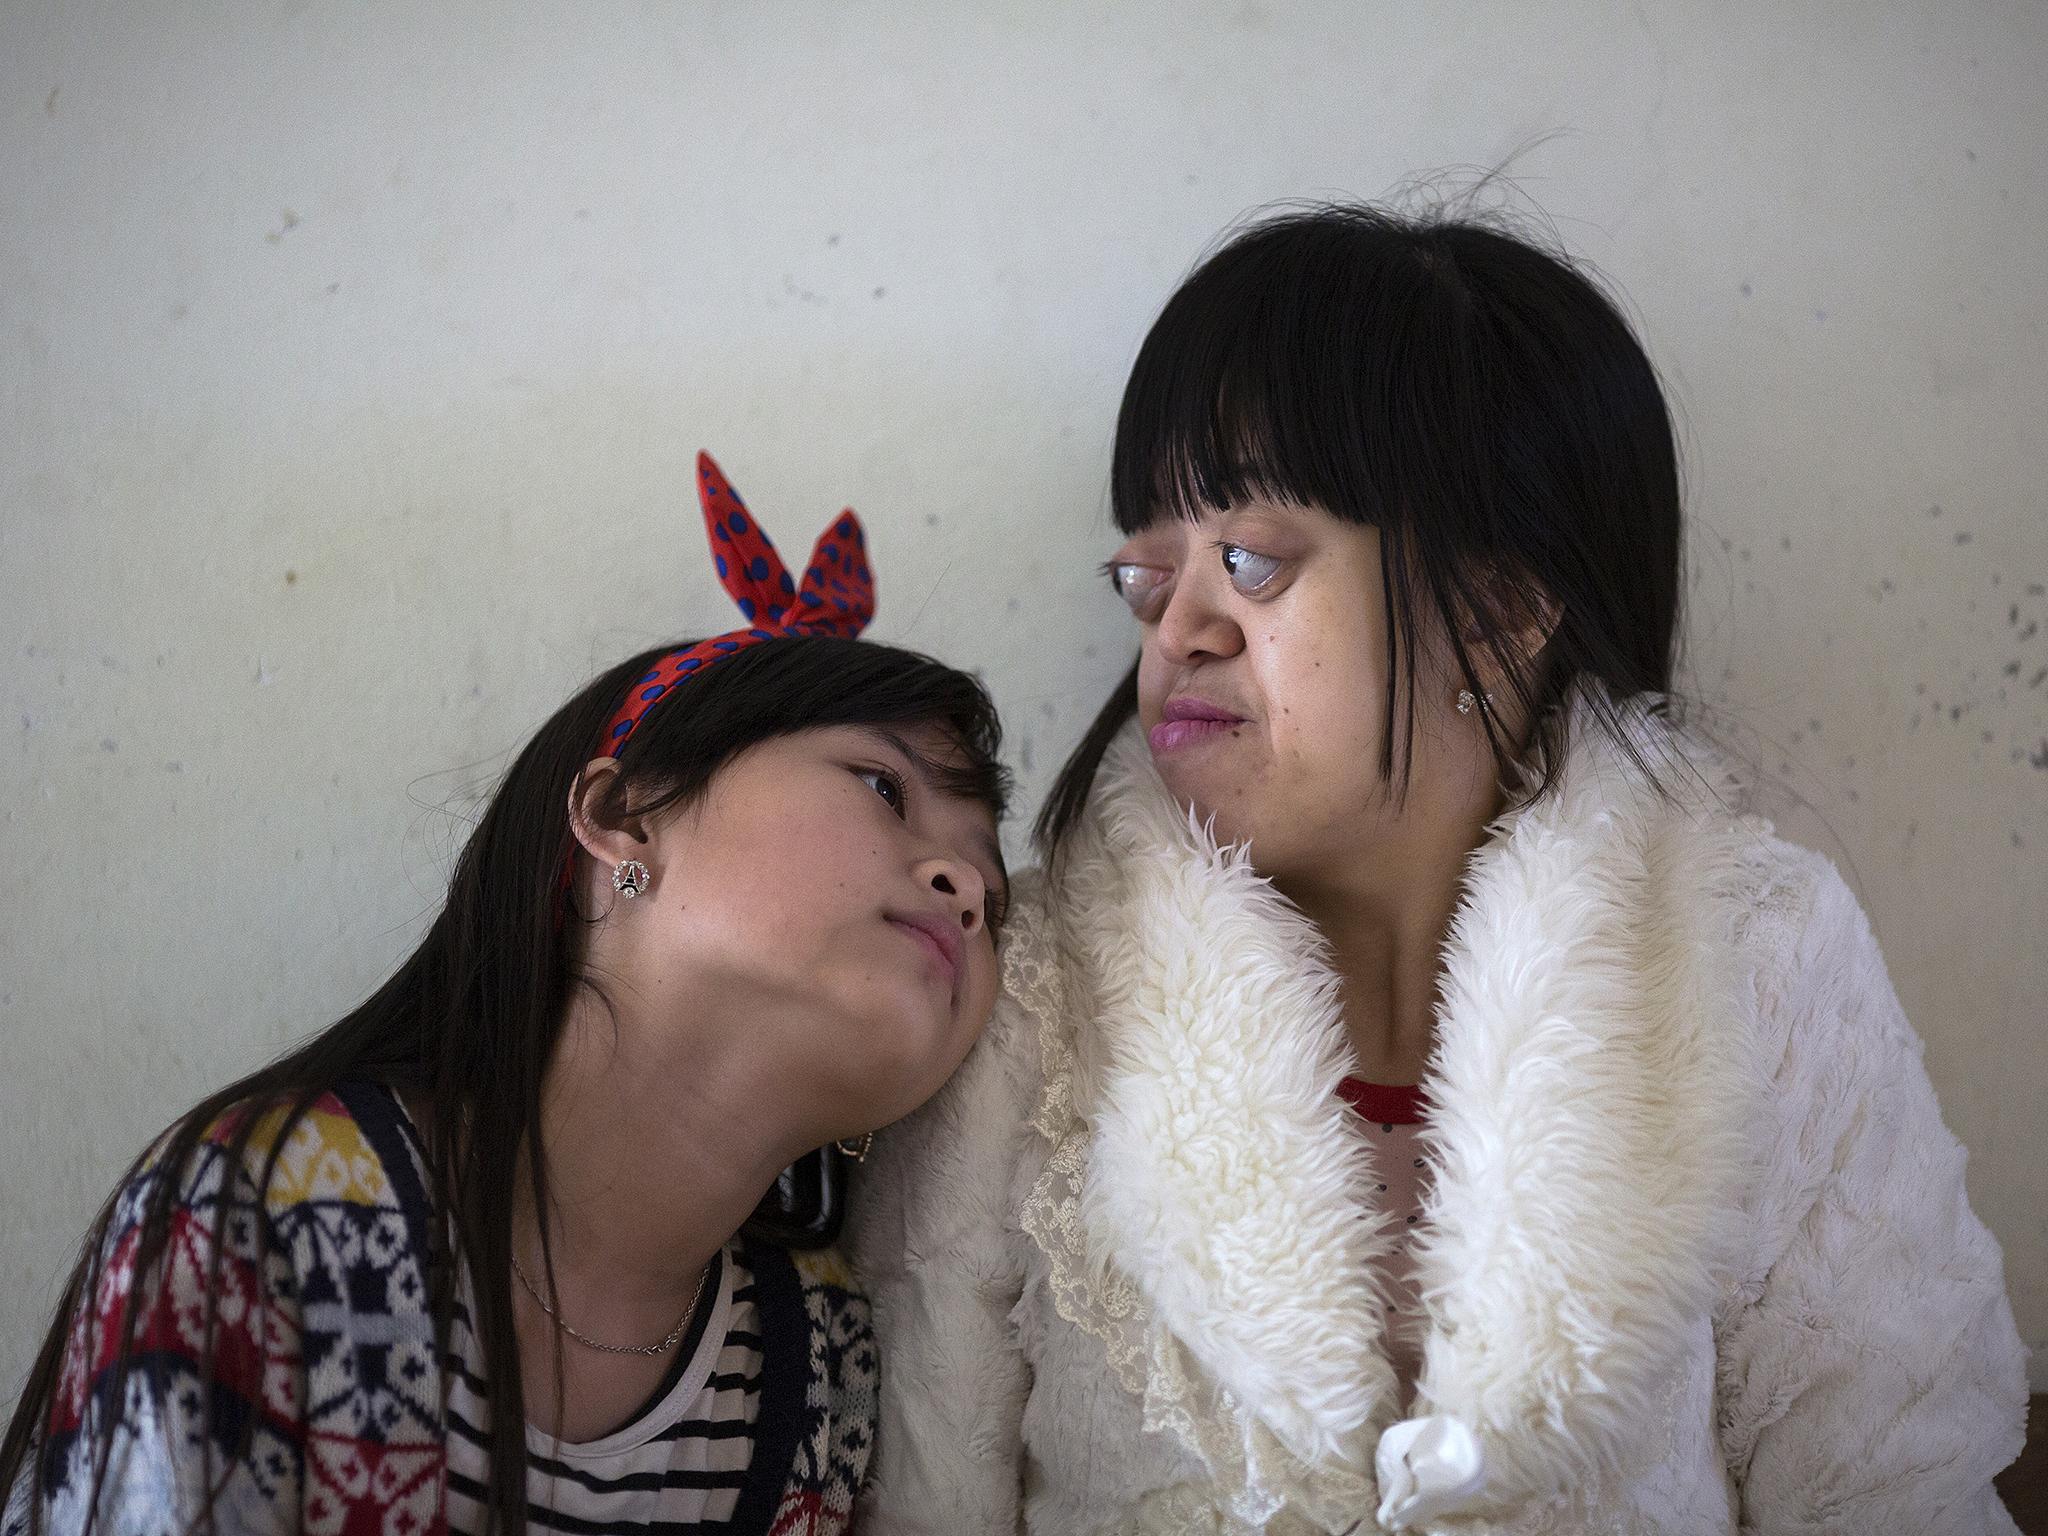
[769,1250,876,1536]
[7,1082,877,1536]
[6,1083,444,1536]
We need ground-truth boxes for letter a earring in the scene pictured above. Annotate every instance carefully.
[1456,688,1496,716]
[611,858,652,898]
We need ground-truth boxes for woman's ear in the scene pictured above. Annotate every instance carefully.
[1455,565,1561,683]
[566,757,651,882]
[1431,568,1563,756]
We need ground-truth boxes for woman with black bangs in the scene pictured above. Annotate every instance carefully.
[851,207,2025,1533]
[3,456,1012,1536]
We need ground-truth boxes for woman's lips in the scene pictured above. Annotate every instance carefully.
[888,915,962,992]
[1149,718,1240,753]
[1150,696,1246,754]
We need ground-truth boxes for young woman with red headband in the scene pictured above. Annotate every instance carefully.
[2,454,1012,1536]
[851,206,2025,1533]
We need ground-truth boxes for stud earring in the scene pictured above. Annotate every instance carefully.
[1456,688,1495,716]
[834,1132,874,1164]
[611,858,651,898]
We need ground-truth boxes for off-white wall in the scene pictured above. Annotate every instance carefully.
[3,1,2043,1412]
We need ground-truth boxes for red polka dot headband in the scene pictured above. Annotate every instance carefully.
[599,450,877,756]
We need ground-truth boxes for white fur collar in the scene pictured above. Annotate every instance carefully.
[1051,705,1758,1513]
[1067,728,1396,1478]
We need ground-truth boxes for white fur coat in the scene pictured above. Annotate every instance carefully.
[849,714,2026,1535]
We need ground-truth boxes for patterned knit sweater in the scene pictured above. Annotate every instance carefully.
[4,1081,877,1535]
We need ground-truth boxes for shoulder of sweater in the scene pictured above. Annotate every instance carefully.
[1727,830,1891,1014]
[120,1080,425,1244]
[1722,829,1928,1134]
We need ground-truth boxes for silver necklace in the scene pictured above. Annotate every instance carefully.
[510,1252,709,1357]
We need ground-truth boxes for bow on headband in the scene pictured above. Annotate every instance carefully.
[599,451,877,755]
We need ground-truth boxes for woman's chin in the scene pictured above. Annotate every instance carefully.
[853,997,975,1098]
[1157,778,1245,847]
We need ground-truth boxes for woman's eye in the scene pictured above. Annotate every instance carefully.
[857,768,907,817]
[1107,561,1171,618]
[1219,544,1282,594]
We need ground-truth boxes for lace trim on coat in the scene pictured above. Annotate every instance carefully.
[1008,897,1377,1533]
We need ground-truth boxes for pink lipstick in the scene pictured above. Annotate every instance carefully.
[1149,695,1246,754]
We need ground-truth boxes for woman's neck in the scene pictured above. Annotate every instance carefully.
[512,985,811,1330]
[1278,796,1501,1086]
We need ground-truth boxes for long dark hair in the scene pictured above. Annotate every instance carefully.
[1038,200,1685,851]
[2,634,1008,1536]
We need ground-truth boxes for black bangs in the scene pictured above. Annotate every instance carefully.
[1111,203,1453,535]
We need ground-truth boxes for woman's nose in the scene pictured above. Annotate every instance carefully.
[920,858,986,934]
[1154,574,1244,666]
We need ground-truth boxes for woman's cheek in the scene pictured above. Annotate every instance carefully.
[1134,650,1173,728]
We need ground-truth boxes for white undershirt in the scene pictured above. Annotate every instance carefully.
[443,1244,765,1533]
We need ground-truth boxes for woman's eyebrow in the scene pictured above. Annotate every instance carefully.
[863,727,976,799]
[863,726,943,787]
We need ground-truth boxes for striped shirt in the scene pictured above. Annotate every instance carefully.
[445,1245,771,1533]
